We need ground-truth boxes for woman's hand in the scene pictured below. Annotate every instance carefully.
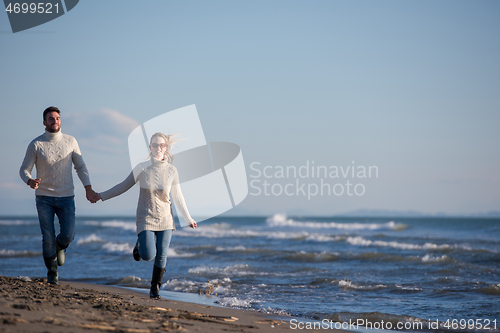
[189,221,197,229]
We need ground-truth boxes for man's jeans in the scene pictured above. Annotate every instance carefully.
[138,229,173,269]
[36,195,75,259]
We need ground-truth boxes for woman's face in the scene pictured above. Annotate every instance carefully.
[150,136,167,160]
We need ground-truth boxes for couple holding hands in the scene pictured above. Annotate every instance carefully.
[20,106,197,299]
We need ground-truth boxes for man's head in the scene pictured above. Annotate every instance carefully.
[43,106,61,133]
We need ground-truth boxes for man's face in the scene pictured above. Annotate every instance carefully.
[43,111,61,133]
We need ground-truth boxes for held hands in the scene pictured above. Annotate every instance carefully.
[85,185,101,203]
[189,220,197,229]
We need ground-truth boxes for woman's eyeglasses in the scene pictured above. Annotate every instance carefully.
[150,143,167,149]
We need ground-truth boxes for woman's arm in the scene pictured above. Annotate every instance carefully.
[171,168,197,229]
[99,171,137,201]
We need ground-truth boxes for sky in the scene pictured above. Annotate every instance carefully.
[1,0,499,217]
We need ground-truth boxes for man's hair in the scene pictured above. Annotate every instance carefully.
[43,106,60,120]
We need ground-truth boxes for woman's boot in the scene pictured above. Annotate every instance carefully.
[150,265,166,299]
[44,256,58,285]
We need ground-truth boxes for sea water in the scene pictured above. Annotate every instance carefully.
[1,214,499,332]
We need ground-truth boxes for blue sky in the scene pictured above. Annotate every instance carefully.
[1,0,499,217]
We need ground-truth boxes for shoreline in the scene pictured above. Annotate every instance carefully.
[0,275,347,333]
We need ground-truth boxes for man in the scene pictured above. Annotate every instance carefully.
[20,106,98,285]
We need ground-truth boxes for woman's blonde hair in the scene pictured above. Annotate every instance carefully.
[149,132,178,163]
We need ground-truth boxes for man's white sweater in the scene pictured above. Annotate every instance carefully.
[20,130,91,197]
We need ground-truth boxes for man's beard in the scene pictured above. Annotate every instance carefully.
[46,125,61,133]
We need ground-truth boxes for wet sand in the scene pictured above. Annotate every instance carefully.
[0,275,341,333]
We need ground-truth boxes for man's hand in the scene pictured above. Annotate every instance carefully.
[85,185,100,203]
[27,178,41,189]
[189,220,197,229]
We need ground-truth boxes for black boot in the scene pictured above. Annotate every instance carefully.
[132,240,141,261]
[44,256,58,285]
[150,265,166,299]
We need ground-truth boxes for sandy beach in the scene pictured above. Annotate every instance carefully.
[0,275,338,333]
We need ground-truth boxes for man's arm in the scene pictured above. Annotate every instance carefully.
[71,138,98,202]
[19,141,38,188]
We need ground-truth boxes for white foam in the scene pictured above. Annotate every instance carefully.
[102,242,134,253]
[421,254,449,263]
[117,275,143,284]
[189,264,258,277]
[167,247,196,258]
[163,277,233,295]
[266,213,407,231]
[101,221,136,231]
[346,236,452,250]
[395,284,422,291]
[0,249,40,257]
[77,234,106,245]
[215,246,248,252]
[305,234,342,242]
[176,225,310,241]
[164,279,198,292]
[216,296,252,308]
[338,279,387,290]
[0,220,38,226]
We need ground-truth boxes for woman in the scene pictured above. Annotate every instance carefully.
[97,132,197,299]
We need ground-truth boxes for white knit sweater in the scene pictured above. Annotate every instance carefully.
[99,157,194,234]
[19,130,91,197]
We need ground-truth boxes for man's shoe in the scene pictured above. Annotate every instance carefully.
[133,241,141,261]
[56,241,66,266]
[44,256,58,285]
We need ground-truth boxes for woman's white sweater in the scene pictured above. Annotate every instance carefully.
[99,157,194,234]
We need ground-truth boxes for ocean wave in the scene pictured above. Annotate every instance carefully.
[215,246,252,252]
[420,254,451,263]
[164,278,198,292]
[266,213,408,231]
[113,275,149,288]
[346,236,453,251]
[285,251,339,263]
[102,242,134,254]
[189,264,254,276]
[0,249,41,257]
[305,234,342,242]
[83,220,136,231]
[77,234,106,245]
[477,284,500,296]
[394,284,423,292]
[175,227,261,238]
[354,252,406,262]
[187,264,279,278]
[164,278,233,296]
[176,226,311,241]
[0,220,38,226]
[216,296,253,308]
[338,279,387,291]
[167,248,196,258]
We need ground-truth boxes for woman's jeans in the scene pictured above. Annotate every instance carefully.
[138,229,173,269]
[35,195,75,259]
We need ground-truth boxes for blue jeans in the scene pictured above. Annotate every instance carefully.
[137,229,173,269]
[36,195,75,259]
